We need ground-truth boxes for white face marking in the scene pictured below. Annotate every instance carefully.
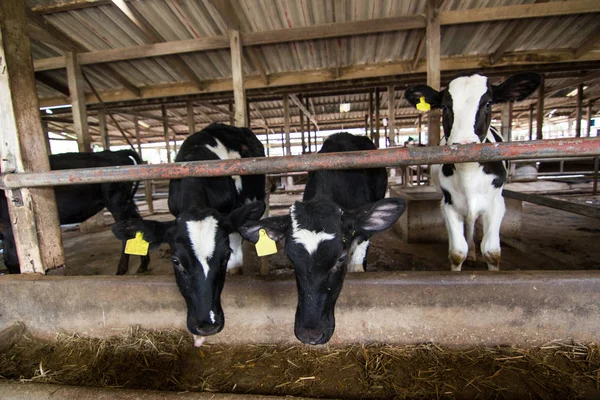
[209,310,216,324]
[348,240,369,272]
[290,205,335,255]
[226,232,244,271]
[186,217,218,279]
[447,75,488,145]
[205,138,243,193]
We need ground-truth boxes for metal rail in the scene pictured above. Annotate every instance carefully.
[503,189,600,219]
[1,138,599,189]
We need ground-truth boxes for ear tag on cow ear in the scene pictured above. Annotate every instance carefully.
[416,96,431,112]
[125,231,149,256]
[255,229,277,257]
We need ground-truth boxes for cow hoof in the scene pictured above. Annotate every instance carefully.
[227,267,243,275]
[136,266,149,274]
[483,251,501,271]
[449,251,466,272]
[467,249,477,262]
[488,265,500,271]
[451,265,462,272]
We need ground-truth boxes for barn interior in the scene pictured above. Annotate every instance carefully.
[1,0,600,398]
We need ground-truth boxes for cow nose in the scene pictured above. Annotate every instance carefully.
[296,327,326,345]
[191,322,223,337]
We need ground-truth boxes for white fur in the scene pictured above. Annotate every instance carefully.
[290,205,335,255]
[227,232,244,271]
[205,138,243,193]
[447,75,489,145]
[209,310,216,324]
[348,239,369,273]
[187,217,218,278]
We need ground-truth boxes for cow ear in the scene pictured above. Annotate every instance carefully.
[354,198,406,233]
[404,85,442,109]
[492,73,541,103]
[111,218,175,244]
[226,201,266,232]
[238,215,291,244]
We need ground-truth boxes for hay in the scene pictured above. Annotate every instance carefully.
[0,327,598,399]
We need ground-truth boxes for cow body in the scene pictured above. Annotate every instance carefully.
[405,73,541,271]
[0,150,145,274]
[113,124,266,343]
[240,132,406,344]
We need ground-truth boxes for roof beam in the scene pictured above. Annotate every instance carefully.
[110,0,204,91]
[38,49,600,107]
[32,1,600,72]
[289,94,319,131]
[573,25,600,59]
[35,72,70,96]
[545,70,600,97]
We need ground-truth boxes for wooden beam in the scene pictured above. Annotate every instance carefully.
[35,71,69,96]
[283,95,291,156]
[411,32,426,71]
[576,83,584,138]
[110,0,204,90]
[187,101,195,134]
[162,105,171,163]
[289,94,319,131]
[545,70,600,97]
[536,74,545,140]
[38,50,600,107]
[0,0,64,273]
[426,0,441,147]
[501,102,513,141]
[230,29,247,127]
[98,109,109,149]
[195,100,233,116]
[66,52,91,152]
[27,23,72,50]
[489,22,530,65]
[573,24,600,59]
[134,117,142,158]
[32,0,111,14]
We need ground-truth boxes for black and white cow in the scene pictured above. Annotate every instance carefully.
[405,73,541,271]
[240,132,406,345]
[0,150,146,275]
[112,124,266,345]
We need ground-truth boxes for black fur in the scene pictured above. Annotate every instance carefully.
[441,188,453,205]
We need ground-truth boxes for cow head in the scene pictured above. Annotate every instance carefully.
[405,73,541,145]
[240,197,405,345]
[112,201,265,339]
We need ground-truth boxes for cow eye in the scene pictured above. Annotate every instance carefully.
[485,101,492,109]
[172,256,182,268]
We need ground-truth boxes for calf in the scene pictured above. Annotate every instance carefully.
[0,150,147,275]
[240,132,405,345]
[405,73,541,271]
[112,124,266,344]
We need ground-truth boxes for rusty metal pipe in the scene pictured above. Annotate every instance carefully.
[1,138,599,189]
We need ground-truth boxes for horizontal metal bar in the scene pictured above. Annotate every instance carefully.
[1,138,599,189]
[503,189,600,219]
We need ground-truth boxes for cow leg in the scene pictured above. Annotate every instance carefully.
[116,241,130,275]
[137,254,150,273]
[227,233,244,275]
[481,196,505,271]
[465,216,477,262]
[442,204,468,272]
[348,239,369,273]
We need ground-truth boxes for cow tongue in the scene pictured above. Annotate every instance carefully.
[193,334,206,347]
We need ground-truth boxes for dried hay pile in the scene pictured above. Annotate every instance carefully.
[0,327,598,399]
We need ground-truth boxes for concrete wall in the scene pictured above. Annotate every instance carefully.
[0,271,599,347]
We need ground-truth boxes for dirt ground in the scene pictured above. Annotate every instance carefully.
[51,180,600,277]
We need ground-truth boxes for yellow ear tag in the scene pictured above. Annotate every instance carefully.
[255,229,277,257]
[125,231,149,256]
[416,96,431,112]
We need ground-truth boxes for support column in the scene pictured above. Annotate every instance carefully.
[306,96,312,152]
[418,114,422,145]
[528,103,534,141]
[299,95,306,154]
[41,120,51,156]
[173,131,178,154]
[369,91,374,140]
[134,117,142,159]
[501,102,513,142]
[187,101,195,134]
[375,88,381,148]
[265,130,270,157]
[66,52,91,152]
[230,29,247,127]
[98,109,109,150]
[283,95,291,156]
[0,0,64,273]
[162,105,171,163]
[536,74,545,140]
[388,85,395,146]
[576,83,583,138]
[586,100,593,138]
[228,100,234,125]
[426,0,441,146]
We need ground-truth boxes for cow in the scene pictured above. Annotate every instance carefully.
[0,150,147,275]
[112,124,266,346]
[239,132,406,345]
[404,73,541,271]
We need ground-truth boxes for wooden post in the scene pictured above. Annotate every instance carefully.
[162,105,171,163]
[0,0,64,273]
[230,29,247,127]
[299,95,306,154]
[528,103,534,141]
[228,99,234,125]
[173,131,178,154]
[369,90,374,141]
[66,52,91,152]
[41,120,51,156]
[536,74,545,140]
[576,83,584,138]
[246,100,251,128]
[587,100,593,137]
[134,117,142,159]
[375,88,381,148]
[313,126,318,152]
[426,0,441,146]
[187,101,195,134]
[265,130,270,157]
[364,114,369,135]
[501,102,513,142]
[98,109,109,150]
[418,114,422,145]
[280,132,285,155]
[283,95,291,156]
[388,85,395,146]
[305,96,312,153]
